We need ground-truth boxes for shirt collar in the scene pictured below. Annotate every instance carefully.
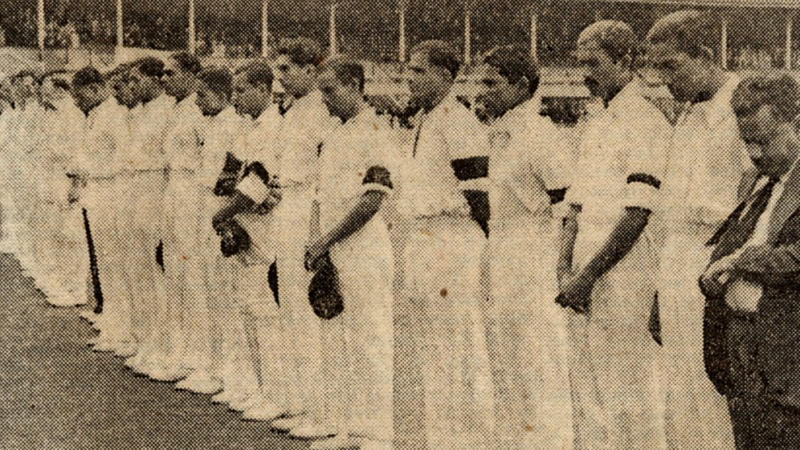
[687,73,740,127]
[89,97,118,120]
[493,96,540,130]
[605,79,642,118]
[215,106,238,122]
[287,90,322,115]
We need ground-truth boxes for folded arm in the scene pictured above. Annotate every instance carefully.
[733,239,800,287]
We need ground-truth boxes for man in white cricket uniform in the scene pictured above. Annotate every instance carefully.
[118,58,175,374]
[472,46,575,449]
[70,67,134,353]
[9,72,42,278]
[175,67,243,395]
[296,56,395,450]
[646,10,742,449]
[103,63,146,359]
[223,60,283,416]
[0,73,13,253]
[159,52,207,381]
[397,40,494,449]
[267,38,340,434]
[558,22,670,449]
[33,71,86,306]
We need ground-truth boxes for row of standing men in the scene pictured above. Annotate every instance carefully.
[2,8,796,449]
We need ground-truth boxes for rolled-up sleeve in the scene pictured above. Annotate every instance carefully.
[622,115,669,212]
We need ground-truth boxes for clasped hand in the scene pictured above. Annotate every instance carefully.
[556,268,595,314]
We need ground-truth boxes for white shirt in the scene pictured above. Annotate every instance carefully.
[37,97,84,201]
[396,96,485,219]
[197,106,244,191]
[663,74,751,233]
[124,93,174,172]
[316,107,397,235]
[567,79,671,265]
[236,105,283,203]
[164,93,203,172]
[75,97,131,180]
[726,166,794,312]
[270,90,339,188]
[487,97,572,227]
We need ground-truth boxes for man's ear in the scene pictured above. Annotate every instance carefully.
[615,53,633,70]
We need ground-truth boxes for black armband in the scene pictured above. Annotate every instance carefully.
[362,165,393,190]
[451,156,490,237]
[626,173,661,189]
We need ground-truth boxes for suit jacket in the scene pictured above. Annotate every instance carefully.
[703,162,800,408]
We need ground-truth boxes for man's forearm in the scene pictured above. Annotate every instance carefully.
[319,191,385,250]
[734,242,800,286]
[578,207,651,280]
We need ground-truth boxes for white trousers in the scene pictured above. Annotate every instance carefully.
[199,191,241,384]
[570,237,666,450]
[116,171,168,352]
[487,219,573,449]
[659,232,734,450]
[163,171,210,371]
[404,216,494,450]
[320,226,394,441]
[272,188,322,415]
[87,178,134,343]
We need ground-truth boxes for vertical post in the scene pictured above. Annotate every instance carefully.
[262,0,269,57]
[464,6,471,64]
[720,15,727,70]
[786,12,793,70]
[530,6,538,61]
[329,2,338,56]
[37,0,45,51]
[116,0,124,48]
[188,0,196,54]
[398,0,407,63]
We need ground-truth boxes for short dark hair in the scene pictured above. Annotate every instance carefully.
[104,63,130,81]
[133,57,165,78]
[72,66,105,89]
[410,40,461,79]
[277,37,324,68]
[731,73,800,124]
[235,59,274,90]
[481,45,540,95]
[646,10,718,60]
[198,67,233,100]
[38,69,70,84]
[170,51,202,75]
[320,55,365,92]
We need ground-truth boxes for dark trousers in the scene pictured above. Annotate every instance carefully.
[726,313,800,449]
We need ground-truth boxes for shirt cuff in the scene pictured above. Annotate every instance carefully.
[237,175,270,203]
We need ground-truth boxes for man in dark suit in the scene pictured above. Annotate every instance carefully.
[701,73,800,449]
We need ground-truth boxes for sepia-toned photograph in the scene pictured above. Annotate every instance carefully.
[1,0,799,449]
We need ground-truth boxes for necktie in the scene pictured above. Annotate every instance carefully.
[710,178,778,263]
